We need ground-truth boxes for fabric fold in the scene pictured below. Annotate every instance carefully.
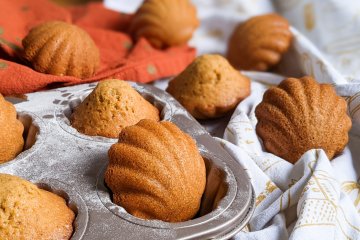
[0,0,196,95]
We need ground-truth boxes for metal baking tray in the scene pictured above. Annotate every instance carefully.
[1,81,254,239]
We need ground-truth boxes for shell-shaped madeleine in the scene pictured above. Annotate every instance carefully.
[130,0,199,49]
[105,119,206,222]
[71,79,160,138]
[22,21,100,78]
[0,94,24,163]
[227,14,292,71]
[166,54,250,119]
[255,76,352,163]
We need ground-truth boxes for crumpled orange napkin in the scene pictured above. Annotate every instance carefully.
[0,0,196,96]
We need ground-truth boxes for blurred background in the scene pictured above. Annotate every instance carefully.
[51,0,100,5]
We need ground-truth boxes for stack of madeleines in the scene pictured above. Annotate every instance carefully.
[0,0,352,228]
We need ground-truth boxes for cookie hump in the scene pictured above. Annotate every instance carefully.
[0,94,24,163]
[130,0,199,48]
[227,14,292,71]
[0,174,74,239]
[22,21,100,78]
[255,76,352,163]
[167,54,250,119]
[105,119,206,222]
[71,79,160,138]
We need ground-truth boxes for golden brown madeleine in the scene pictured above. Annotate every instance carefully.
[71,79,160,138]
[105,119,206,222]
[130,0,199,49]
[255,76,352,163]
[166,54,250,119]
[227,14,292,71]
[0,174,74,239]
[22,21,100,78]
[0,94,24,163]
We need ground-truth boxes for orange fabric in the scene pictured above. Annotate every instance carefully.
[0,0,196,95]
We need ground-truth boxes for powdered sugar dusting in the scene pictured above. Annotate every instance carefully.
[1,82,254,239]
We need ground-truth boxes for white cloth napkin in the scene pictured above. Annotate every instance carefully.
[273,0,360,82]
[220,74,360,239]
[187,6,360,239]
[104,0,360,238]
[104,0,143,13]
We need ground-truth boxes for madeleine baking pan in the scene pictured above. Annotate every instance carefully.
[1,82,255,239]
